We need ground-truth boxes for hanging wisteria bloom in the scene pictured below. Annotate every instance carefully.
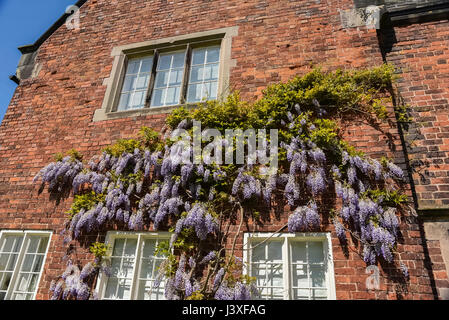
[33,75,411,301]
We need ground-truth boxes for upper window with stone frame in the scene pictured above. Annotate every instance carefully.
[93,27,238,122]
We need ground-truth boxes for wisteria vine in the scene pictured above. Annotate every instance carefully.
[34,65,410,300]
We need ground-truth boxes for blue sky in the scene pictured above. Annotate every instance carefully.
[0,0,76,123]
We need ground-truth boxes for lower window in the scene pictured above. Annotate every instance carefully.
[96,232,171,300]
[0,230,52,300]
[244,232,336,300]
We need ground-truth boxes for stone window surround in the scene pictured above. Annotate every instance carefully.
[93,26,239,122]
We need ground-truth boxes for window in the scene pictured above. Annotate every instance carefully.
[117,56,153,111]
[243,233,336,300]
[0,230,52,300]
[151,51,187,107]
[187,46,220,103]
[96,232,171,300]
[93,27,238,121]
[116,44,221,111]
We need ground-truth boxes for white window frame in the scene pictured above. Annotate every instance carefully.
[96,231,172,300]
[243,232,336,300]
[0,229,52,300]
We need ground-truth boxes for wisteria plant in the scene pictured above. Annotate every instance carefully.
[34,64,410,300]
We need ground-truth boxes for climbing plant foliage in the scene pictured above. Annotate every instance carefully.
[34,64,410,300]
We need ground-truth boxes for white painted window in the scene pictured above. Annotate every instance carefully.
[244,232,336,300]
[187,46,220,103]
[117,56,153,111]
[151,51,186,107]
[0,230,52,300]
[97,232,171,300]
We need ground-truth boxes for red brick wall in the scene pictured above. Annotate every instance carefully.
[380,18,449,209]
[0,0,445,299]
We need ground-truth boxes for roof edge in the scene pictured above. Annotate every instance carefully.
[18,0,88,54]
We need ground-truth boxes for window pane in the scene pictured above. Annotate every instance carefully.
[0,254,8,271]
[1,235,23,253]
[190,66,204,83]
[32,256,44,273]
[252,241,266,262]
[308,242,324,264]
[187,83,203,103]
[118,57,153,111]
[155,71,169,88]
[140,58,153,73]
[136,74,150,90]
[310,265,326,288]
[6,254,18,271]
[139,258,155,280]
[104,238,138,300]
[187,47,221,104]
[120,258,135,278]
[15,273,30,292]
[203,82,218,100]
[203,64,219,81]
[0,254,17,272]
[158,55,172,70]
[152,52,185,108]
[165,87,181,105]
[290,239,328,300]
[122,75,136,92]
[259,287,284,300]
[113,239,125,256]
[293,288,309,300]
[12,235,50,300]
[27,237,41,253]
[192,48,206,65]
[206,47,220,63]
[266,264,283,287]
[126,60,141,74]
[37,238,49,254]
[21,254,34,272]
[118,93,131,111]
[291,242,307,264]
[110,258,122,277]
[131,91,146,109]
[135,238,169,301]
[292,264,308,288]
[312,289,327,300]
[116,278,132,300]
[104,278,118,299]
[250,239,285,301]
[124,239,137,258]
[151,89,165,107]
[267,241,283,262]
[172,52,186,69]
[169,69,184,86]
[142,239,157,258]
[0,272,12,291]
[137,279,165,300]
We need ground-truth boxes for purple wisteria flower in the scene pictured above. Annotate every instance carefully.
[288,203,320,232]
[387,162,404,180]
[200,251,216,265]
[213,268,225,290]
[306,167,326,196]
